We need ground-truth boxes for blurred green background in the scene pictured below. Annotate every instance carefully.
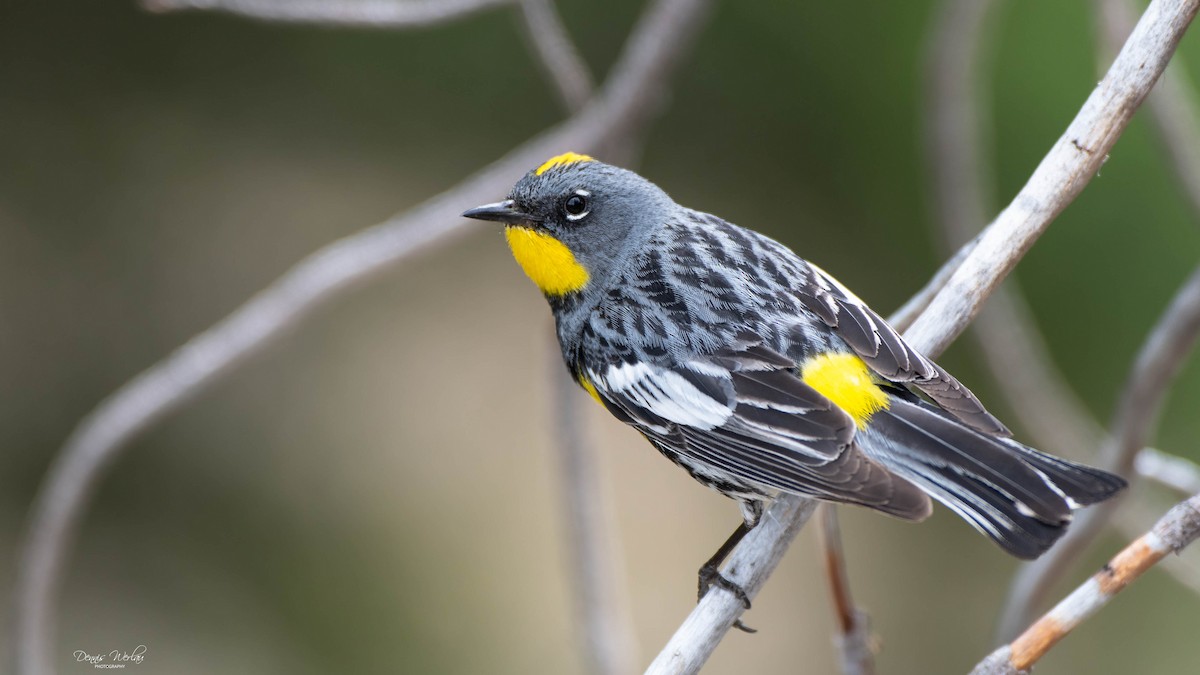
[3,0,1200,673]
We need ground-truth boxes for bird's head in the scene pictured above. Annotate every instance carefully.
[463,152,671,300]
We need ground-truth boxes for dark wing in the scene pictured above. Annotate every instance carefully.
[583,336,931,520]
[796,263,1010,437]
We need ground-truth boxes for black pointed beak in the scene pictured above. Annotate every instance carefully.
[461,199,537,225]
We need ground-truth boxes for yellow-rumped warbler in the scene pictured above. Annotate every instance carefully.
[464,152,1124,608]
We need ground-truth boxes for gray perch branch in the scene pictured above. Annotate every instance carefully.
[646,0,1200,671]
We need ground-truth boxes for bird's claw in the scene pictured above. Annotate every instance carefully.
[697,565,757,633]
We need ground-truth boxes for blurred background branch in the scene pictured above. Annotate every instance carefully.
[905,0,1200,357]
[143,0,514,27]
[921,0,1200,642]
[522,5,636,674]
[998,264,1200,640]
[1137,447,1200,495]
[12,0,713,672]
[517,0,594,113]
[1097,0,1200,219]
[817,506,876,675]
[550,363,639,675]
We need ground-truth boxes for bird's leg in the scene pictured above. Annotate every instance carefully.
[697,520,757,633]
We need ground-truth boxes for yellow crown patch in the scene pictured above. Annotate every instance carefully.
[535,152,594,176]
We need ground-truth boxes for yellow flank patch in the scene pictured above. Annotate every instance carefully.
[504,226,590,296]
[578,376,604,406]
[535,152,594,176]
[800,353,890,428]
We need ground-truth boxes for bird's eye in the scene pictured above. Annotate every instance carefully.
[563,192,590,221]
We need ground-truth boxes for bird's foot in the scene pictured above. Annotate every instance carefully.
[697,564,757,634]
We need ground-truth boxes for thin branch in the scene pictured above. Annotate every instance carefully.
[518,0,594,113]
[142,0,513,27]
[971,492,1200,675]
[1113,492,1200,595]
[997,265,1200,640]
[1137,448,1200,495]
[903,0,1200,358]
[644,497,819,675]
[818,506,876,675]
[647,0,1200,669]
[13,1,713,673]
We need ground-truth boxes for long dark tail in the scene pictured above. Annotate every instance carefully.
[859,395,1126,559]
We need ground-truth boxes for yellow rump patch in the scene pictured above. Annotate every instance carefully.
[505,226,590,296]
[800,353,890,429]
[535,152,594,176]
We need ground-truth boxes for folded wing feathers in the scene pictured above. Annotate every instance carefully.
[589,339,931,522]
[804,266,1009,436]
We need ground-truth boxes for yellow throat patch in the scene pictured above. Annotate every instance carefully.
[536,152,594,175]
[505,226,590,296]
[800,353,890,428]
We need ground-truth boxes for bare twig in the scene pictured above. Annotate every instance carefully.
[142,0,513,27]
[644,497,819,675]
[903,0,1200,357]
[518,0,594,113]
[997,265,1200,640]
[1112,492,1200,595]
[818,506,876,675]
[972,492,1200,675]
[13,1,713,673]
[648,0,1200,669]
[1137,448,1200,495]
